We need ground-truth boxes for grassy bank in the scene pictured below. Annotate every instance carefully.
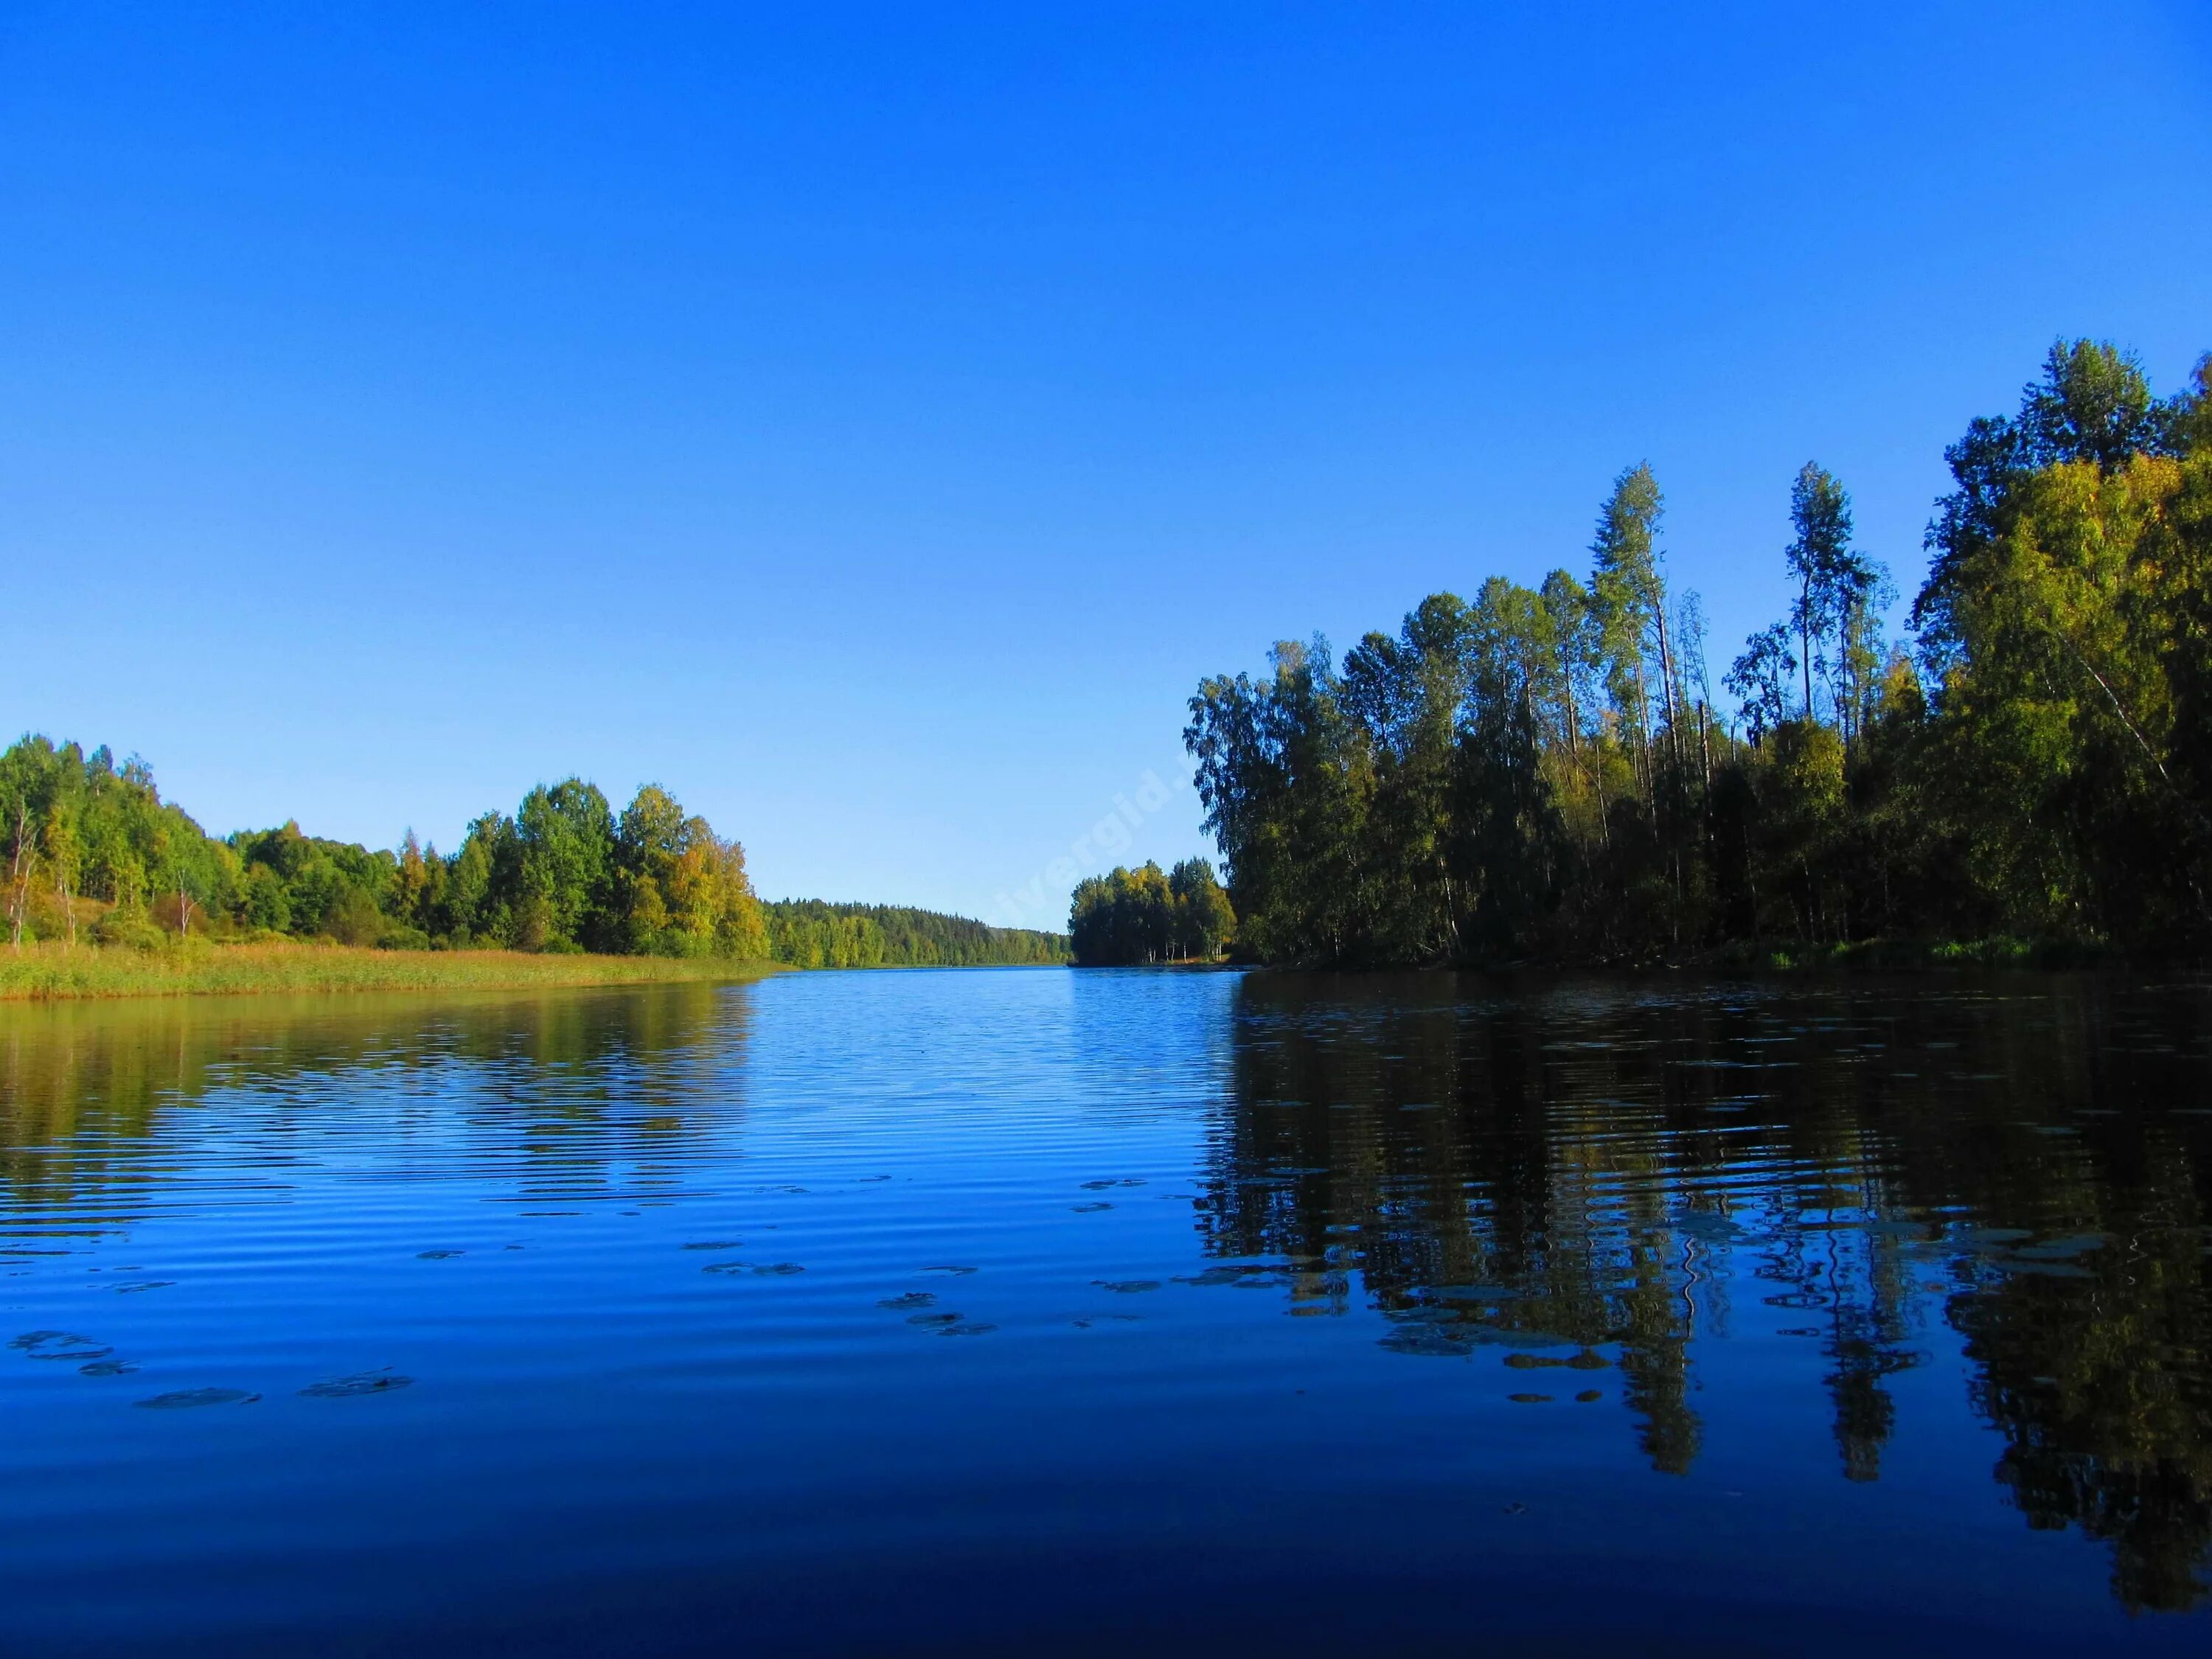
[0,940,784,1001]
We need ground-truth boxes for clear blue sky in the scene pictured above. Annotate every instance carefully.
[4,3,2208,925]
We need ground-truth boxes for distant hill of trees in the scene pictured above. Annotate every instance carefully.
[0,748,1066,968]
[1186,341,2212,965]
[765,900,1065,967]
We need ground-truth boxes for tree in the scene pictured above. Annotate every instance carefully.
[43,803,80,947]
[1461,578,1568,956]
[1919,340,2179,682]
[1784,463,1853,723]
[394,831,431,928]
[1537,568,1610,852]
[1187,638,1377,964]
[442,815,502,942]
[1776,464,1889,751]
[240,862,292,933]
[1590,463,1676,787]
[515,779,616,950]
[1168,858,1235,960]
[5,791,32,950]
[706,835,769,960]
[1070,863,1183,964]
[1726,625,1797,744]
[1917,452,2209,945]
[615,783,689,950]
[1179,341,2209,964]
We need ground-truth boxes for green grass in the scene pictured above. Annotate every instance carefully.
[0,940,784,1001]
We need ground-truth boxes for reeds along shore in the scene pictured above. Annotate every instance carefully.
[0,939,783,1001]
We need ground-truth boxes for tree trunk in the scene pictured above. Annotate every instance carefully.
[7,799,27,951]
[1652,600,1682,770]
[1632,668,1655,820]
[1800,575,1815,723]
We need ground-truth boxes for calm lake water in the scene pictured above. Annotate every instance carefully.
[3,968,2210,1655]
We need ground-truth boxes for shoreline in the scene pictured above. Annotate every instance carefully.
[0,942,786,1003]
[1186,938,2153,974]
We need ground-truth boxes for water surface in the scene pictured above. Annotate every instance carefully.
[3,969,2209,1654]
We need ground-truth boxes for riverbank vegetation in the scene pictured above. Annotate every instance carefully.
[0,748,1068,988]
[1185,341,2212,967]
[0,941,779,1001]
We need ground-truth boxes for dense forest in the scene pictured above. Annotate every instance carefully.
[766,900,1068,968]
[0,745,1067,967]
[1068,858,1236,965]
[1186,341,2212,967]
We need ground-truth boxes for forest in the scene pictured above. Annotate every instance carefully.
[1068,858,1236,966]
[766,900,1068,968]
[0,748,1068,968]
[1184,341,2212,967]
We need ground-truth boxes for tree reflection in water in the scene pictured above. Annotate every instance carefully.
[0,983,754,1242]
[1200,972,2212,1611]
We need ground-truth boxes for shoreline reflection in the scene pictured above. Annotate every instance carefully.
[1202,972,2212,1610]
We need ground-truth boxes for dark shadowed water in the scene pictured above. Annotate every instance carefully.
[3,968,2210,1655]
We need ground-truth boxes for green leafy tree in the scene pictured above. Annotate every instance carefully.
[1727,624,1796,743]
[1168,857,1235,960]
[1069,862,1178,964]
[1181,341,2209,964]
[515,779,616,950]
[1784,462,1851,721]
[41,801,80,947]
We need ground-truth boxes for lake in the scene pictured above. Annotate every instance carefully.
[3,967,2209,1655]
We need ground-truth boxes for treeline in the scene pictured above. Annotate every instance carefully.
[1186,341,2212,965]
[1068,858,1235,965]
[0,748,768,957]
[765,900,1067,968]
[0,746,1065,967]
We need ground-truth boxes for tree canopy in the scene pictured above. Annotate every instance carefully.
[1184,340,2212,964]
[0,750,1068,967]
[1068,858,1235,965]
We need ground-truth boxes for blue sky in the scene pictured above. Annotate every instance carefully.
[4,3,2208,925]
